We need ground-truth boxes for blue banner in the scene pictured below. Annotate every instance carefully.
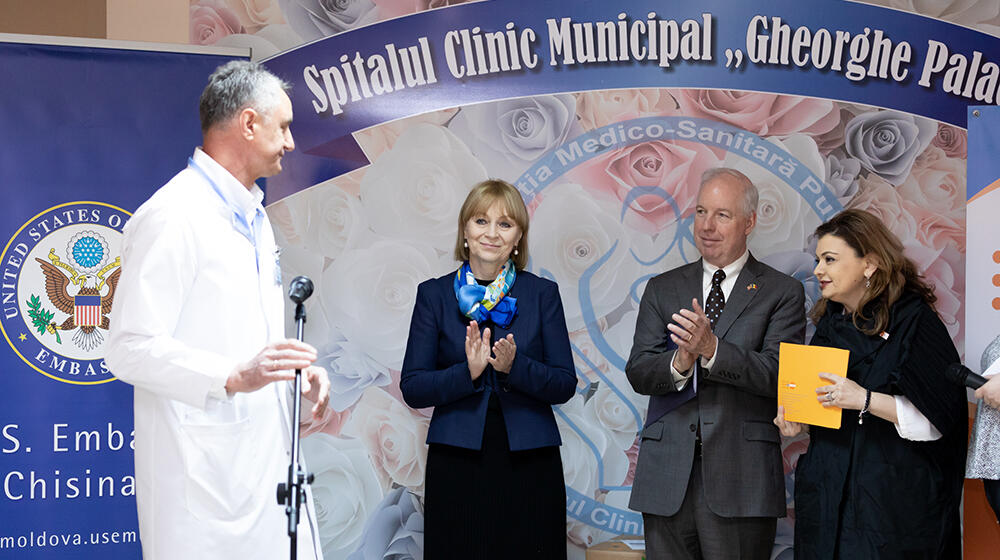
[263,0,1000,202]
[0,39,243,559]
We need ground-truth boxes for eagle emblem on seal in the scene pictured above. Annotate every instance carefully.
[31,231,121,351]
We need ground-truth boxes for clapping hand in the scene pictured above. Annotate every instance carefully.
[668,298,717,370]
[466,320,491,381]
[490,334,516,374]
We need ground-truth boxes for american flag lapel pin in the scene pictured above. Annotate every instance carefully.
[746,283,758,291]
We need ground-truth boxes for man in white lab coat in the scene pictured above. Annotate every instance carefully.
[106,60,329,559]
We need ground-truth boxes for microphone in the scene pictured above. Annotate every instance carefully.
[288,276,314,304]
[945,363,987,390]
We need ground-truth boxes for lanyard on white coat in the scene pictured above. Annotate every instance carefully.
[188,157,264,274]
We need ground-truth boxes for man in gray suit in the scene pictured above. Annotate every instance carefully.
[626,168,806,559]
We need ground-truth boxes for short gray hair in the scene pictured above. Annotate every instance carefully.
[699,167,759,216]
[199,60,290,132]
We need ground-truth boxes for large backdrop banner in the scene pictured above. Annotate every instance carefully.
[204,0,995,558]
[0,38,243,558]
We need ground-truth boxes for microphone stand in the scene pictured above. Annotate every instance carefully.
[276,298,313,559]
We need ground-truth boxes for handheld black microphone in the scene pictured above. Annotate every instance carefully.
[288,276,314,304]
[945,363,987,390]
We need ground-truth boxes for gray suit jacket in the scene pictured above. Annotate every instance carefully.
[626,255,805,518]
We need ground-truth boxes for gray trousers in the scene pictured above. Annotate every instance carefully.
[642,455,776,560]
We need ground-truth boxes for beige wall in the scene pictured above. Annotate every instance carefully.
[0,0,187,43]
[106,0,187,43]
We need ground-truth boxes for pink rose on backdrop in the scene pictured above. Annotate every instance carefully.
[911,209,965,346]
[567,139,719,234]
[932,123,968,159]
[190,0,244,45]
[574,89,679,130]
[223,0,286,33]
[849,174,935,264]
[624,439,639,486]
[300,403,352,437]
[672,90,839,137]
[849,175,965,348]
[372,0,470,19]
[342,388,430,495]
[843,109,937,185]
[925,246,965,352]
[898,146,967,216]
[781,436,810,476]
[382,369,433,419]
[353,107,459,162]
[569,326,611,383]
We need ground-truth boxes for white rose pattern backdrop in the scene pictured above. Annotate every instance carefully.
[268,92,966,559]
[187,1,976,558]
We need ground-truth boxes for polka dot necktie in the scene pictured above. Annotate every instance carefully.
[706,269,726,329]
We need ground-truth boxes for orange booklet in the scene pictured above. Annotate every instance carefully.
[778,342,850,429]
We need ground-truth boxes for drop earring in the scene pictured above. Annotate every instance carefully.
[464,240,468,249]
[514,248,519,256]
[865,277,871,289]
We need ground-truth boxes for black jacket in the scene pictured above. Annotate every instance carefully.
[793,291,966,559]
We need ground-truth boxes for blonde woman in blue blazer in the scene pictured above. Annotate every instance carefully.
[401,179,576,559]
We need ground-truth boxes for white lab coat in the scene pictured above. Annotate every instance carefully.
[106,149,320,559]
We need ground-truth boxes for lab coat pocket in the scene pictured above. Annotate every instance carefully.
[180,417,258,521]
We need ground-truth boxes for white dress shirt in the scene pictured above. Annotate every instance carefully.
[105,148,319,559]
[669,251,750,385]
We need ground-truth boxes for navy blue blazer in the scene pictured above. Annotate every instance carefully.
[400,269,576,451]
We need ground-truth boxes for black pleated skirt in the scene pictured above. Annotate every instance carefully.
[423,394,567,559]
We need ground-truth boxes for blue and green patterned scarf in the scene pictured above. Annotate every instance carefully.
[453,259,517,328]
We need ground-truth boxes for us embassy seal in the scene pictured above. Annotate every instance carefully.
[1,202,130,384]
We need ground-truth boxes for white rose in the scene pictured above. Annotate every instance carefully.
[360,124,487,250]
[319,327,391,412]
[725,134,825,258]
[530,183,639,331]
[557,395,628,498]
[569,327,610,385]
[279,0,378,41]
[861,0,1000,35]
[342,388,430,495]
[584,379,644,451]
[604,309,638,366]
[284,179,370,261]
[301,433,383,559]
[320,240,448,369]
[628,222,692,280]
[824,152,862,205]
[448,94,583,180]
[270,217,331,341]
